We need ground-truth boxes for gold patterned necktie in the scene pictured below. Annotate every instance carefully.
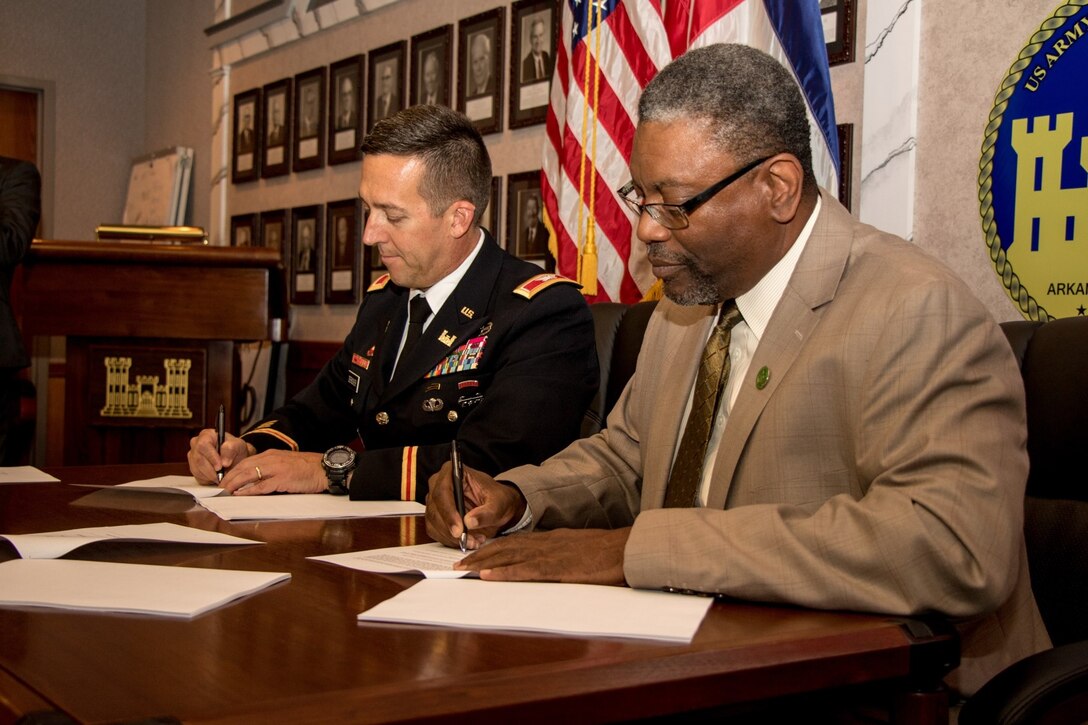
[663,301,743,508]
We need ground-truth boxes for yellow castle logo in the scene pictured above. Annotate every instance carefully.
[100,356,194,419]
[1006,111,1088,312]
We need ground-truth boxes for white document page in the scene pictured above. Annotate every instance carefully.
[0,559,289,618]
[1,522,261,559]
[74,474,226,499]
[0,466,60,484]
[197,493,424,521]
[358,579,713,643]
[310,542,471,578]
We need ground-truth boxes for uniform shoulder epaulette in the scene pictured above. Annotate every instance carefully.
[513,273,581,299]
[367,273,392,293]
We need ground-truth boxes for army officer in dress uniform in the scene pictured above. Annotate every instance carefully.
[187,105,598,501]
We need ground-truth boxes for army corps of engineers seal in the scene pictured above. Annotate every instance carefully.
[979,1,1088,320]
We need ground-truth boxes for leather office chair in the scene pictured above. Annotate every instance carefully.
[582,300,656,436]
[960,317,1088,724]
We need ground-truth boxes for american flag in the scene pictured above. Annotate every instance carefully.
[542,0,839,303]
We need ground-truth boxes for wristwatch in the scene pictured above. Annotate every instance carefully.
[322,445,356,495]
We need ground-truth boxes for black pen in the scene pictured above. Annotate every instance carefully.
[215,403,226,483]
[450,440,467,553]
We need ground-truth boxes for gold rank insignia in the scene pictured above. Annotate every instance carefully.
[513,273,580,299]
[367,274,392,293]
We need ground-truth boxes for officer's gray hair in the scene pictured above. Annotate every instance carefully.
[638,44,815,187]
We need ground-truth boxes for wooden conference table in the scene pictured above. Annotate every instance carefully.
[0,464,958,723]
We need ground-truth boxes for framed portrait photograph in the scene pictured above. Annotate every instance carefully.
[507,170,549,265]
[368,41,406,132]
[325,198,361,305]
[262,78,291,177]
[230,212,259,247]
[328,55,364,166]
[260,207,288,259]
[837,123,854,211]
[291,204,322,305]
[484,175,501,242]
[457,7,504,136]
[293,66,327,173]
[231,88,261,183]
[509,0,555,129]
[821,0,856,66]
[411,25,452,108]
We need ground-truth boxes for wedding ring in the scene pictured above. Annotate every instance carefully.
[255,466,263,481]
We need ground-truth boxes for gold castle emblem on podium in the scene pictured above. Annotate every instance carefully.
[100,356,194,419]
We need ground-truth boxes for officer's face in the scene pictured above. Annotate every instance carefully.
[359,154,468,289]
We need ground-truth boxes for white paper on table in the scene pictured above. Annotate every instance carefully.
[357,579,713,643]
[0,466,60,484]
[73,475,225,499]
[310,542,471,578]
[0,559,290,618]
[0,522,262,559]
[198,493,424,521]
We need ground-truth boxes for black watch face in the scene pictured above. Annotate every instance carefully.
[326,447,354,470]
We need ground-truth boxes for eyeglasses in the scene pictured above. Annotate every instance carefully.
[617,155,773,230]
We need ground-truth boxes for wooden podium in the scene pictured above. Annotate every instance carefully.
[19,240,287,465]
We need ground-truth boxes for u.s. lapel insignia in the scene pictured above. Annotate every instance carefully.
[422,397,444,412]
[460,306,475,319]
[438,330,457,347]
[478,322,492,335]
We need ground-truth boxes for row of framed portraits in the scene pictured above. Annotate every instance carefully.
[232,0,556,184]
[230,171,549,306]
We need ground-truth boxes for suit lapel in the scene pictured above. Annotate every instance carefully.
[704,192,853,509]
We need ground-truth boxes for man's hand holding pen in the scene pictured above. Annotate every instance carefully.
[425,462,629,585]
[425,461,526,550]
[187,428,257,487]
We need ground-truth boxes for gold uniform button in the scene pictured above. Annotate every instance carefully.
[447,410,458,422]
[376,411,390,425]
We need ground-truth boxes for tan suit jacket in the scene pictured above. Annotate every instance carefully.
[507,193,1050,695]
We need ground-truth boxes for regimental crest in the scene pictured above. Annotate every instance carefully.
[979,3,1088,320]
[100,356,194,419]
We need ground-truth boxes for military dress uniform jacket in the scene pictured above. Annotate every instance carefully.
[503,192,1050,696]
[243,234,598,502]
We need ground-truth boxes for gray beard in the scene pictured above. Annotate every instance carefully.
[661,264,722,306]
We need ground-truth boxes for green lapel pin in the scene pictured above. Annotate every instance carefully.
[755,366,770,390]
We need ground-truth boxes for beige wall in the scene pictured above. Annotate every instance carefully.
[0,0,147,240]
[915,0,1058,321]
[145,0,213,230]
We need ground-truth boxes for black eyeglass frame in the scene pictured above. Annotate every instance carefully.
[617,154,774,230]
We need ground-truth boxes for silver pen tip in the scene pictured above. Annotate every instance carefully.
[459,532,467,553]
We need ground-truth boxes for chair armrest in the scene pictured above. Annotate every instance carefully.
[960,639,1088,725]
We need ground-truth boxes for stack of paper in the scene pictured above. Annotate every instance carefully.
[358,579,713,643]
[0,559,289,618]
[1,522,261,559]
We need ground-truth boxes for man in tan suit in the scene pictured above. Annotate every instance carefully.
[426,44,1050,699]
